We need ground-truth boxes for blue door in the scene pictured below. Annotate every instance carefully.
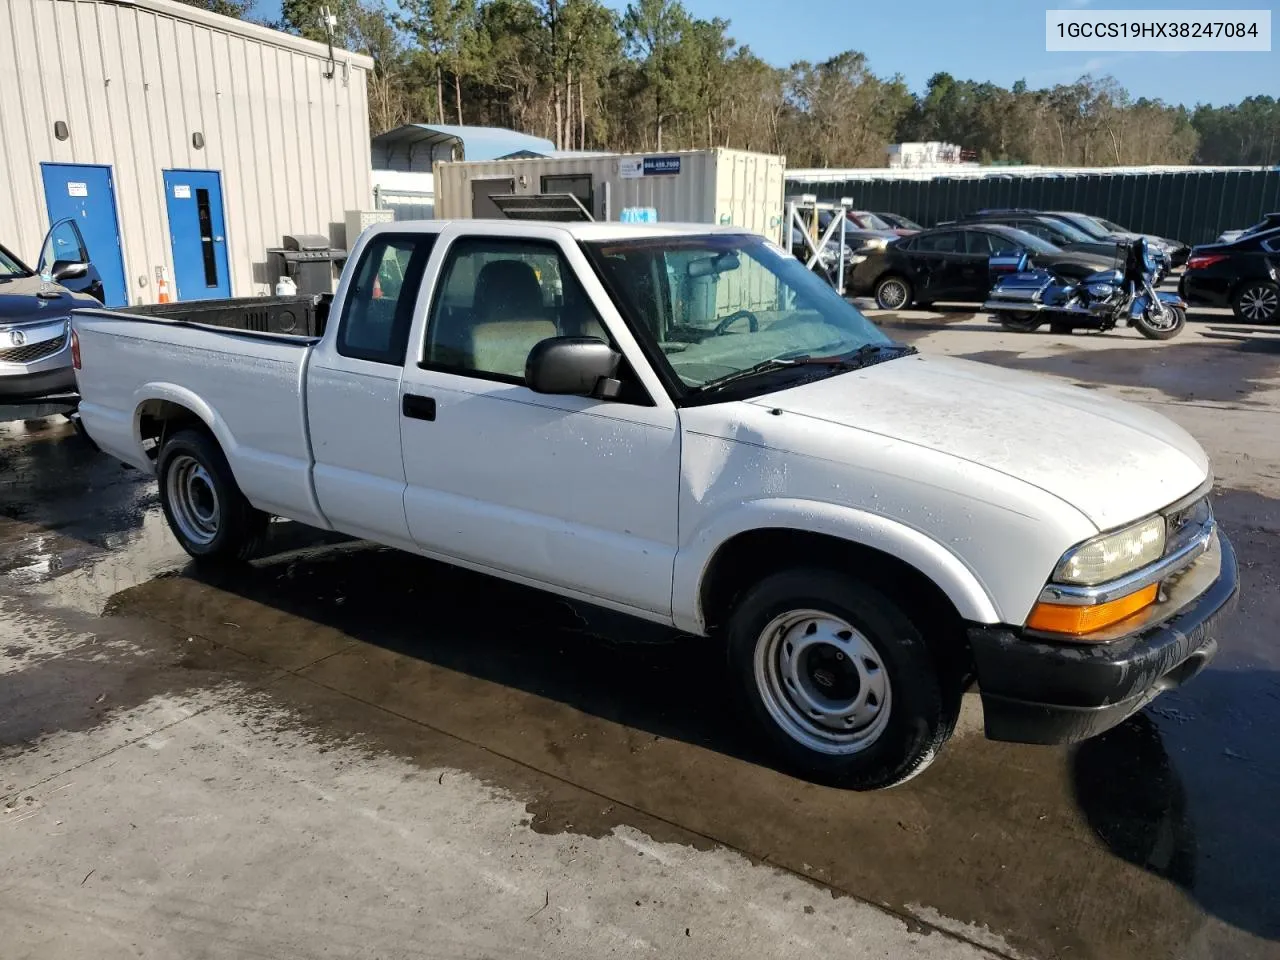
[40,163,129,307]
[163,170,231,301]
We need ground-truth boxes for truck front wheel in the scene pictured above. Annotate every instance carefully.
[157,427,268,562]
[727,569,958,789]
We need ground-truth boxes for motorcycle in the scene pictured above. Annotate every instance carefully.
[982,237,1187,341]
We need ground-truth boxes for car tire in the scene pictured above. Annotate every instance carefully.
[157,427,269,563]
[874,275,912,310]
[1134,304,1186,341]
[1232,282,1279,324]
[726,568,959,790]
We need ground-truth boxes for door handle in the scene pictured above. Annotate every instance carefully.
[402,394,436,421]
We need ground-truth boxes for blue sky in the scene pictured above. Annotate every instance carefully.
[253,0,1275,107]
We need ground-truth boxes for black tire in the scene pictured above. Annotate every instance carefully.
[157,427,268,562]
[1134,304,1186,341]
[874,275,912,311]
[999,312,1043,333]
[1232,281,1279,324]
[726,568,959,790]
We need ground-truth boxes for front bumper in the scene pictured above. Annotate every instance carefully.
[0,318,75,401]
[969,530,1239,745]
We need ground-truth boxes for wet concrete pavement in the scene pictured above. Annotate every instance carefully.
[3,314,1279,959]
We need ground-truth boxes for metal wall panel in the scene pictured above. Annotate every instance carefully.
[789,169,1280,245]
[0,0,373,302]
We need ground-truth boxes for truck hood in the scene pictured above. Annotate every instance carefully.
[0,275,96,326]
[747,353,1208,530]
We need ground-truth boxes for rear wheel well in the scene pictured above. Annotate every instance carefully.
[699,529,973,680]
[137,400,208,461]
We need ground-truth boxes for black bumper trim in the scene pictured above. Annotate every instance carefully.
[969,531,1239,745]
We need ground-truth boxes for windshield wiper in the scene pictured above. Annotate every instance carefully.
[696,343,915,395]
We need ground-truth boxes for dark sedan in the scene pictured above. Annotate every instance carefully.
[2,220,105,402]
[874,212,924,232]
[847,224,1114,310]
[947,212,1124,263]
[1179,227,1280,323]
[1046,211,1189,268]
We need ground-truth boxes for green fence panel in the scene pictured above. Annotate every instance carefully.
[787,169,1280,244]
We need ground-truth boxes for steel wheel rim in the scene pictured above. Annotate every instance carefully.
[753,608,892,755]
[1240,286,1278,321]
[166,453,221,546]
[878,280,908,309]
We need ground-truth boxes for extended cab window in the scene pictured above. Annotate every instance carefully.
[423,237,611,381]
[337,234,434,364]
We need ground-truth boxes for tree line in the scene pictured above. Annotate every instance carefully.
[184,0,1280,168]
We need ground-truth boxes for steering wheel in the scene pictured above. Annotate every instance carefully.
[714,309,759,336]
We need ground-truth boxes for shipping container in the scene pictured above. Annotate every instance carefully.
[432,149,787,244]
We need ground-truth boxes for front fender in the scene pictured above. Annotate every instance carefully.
[671,498,1002,634]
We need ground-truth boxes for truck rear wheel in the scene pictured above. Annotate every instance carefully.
[726,568,958,790]
[157,427,268,562]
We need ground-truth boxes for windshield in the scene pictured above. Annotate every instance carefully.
[0,244,31,278]
[1041,218,1096,243]
[854,212,894,230]
[992,227,1061,255]
[885,214,922,231]
[584,233,893,393]
[1054,213,1110,239]
[1095,217,1129,233]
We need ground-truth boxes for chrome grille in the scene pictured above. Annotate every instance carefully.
[0,334,67,364]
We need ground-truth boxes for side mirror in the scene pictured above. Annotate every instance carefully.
[51,260,89,282]
[525,336,621,398]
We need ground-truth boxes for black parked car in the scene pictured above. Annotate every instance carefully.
[1179,227,1280,323]
[947,212,1124,263]
[847,224,1114,310]
[1,218,104,403]
[1045,211,1189,268]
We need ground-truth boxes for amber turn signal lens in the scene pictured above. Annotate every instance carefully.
[1026,583,1159,637]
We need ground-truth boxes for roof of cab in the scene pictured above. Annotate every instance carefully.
[380,219,757,241]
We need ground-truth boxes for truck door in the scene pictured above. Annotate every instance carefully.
[397,230,680,618]
[305,230,437,547]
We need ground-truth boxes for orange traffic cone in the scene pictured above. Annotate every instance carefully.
[372,275,383,299]
[156,266,172,304]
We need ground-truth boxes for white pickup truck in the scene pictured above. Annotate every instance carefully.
[71,220,1238,789]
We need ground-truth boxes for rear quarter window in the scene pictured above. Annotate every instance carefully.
[337,234,435,365]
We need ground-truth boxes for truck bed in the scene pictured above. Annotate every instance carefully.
[126,294,332,338]
[71,305,328,529]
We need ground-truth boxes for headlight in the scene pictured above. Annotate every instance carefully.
[860,238,889,252]
[1052,515,1166,586]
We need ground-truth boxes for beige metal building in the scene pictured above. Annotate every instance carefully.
[0,0,373,306]
[433,149,787,244]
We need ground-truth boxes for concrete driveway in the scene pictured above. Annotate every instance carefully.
[3,305,1278,959]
